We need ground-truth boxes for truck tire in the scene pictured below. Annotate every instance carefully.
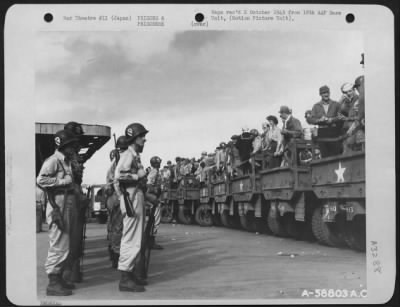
[343,216,366,252]
[311,206,346,247]
[283,213,303,240]
[195,204,213,227]
[178,205,193,225]
[267,214,288,237]
[161,202,174,223]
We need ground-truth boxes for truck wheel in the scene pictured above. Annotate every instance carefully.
[311,206,346,247]
[343,216,366,252]
[161,202,173,223]
[195,204,213,227]
[267,215,288,237]
[178,205,193,225]
[283,213,303,240]
[97,214,108,224]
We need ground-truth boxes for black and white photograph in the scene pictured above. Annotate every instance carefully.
[4,4,396,305]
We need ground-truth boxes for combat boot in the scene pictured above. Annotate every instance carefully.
[119,271,145,292]
[130,271,148,286]
[46,274,73,296]
[70,260,83,283]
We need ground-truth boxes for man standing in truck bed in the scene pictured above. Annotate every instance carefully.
[37,129,80,296]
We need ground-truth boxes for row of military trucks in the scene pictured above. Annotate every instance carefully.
[160,138,366,252]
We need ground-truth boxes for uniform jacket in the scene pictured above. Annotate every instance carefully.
[37,150,73,189]
[282,115,303,143]
[114,145,144,196]
[308,99,341,126]
[147,168,161,186]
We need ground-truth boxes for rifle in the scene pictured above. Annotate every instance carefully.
[113,133,138,218]
[80,185,91,269]
[137,200,157,279]
[119,180,138,218]
[45,188,66,232]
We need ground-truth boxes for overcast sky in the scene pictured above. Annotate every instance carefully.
[35,30,364,184]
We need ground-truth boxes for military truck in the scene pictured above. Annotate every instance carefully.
[310,150,366,251]
[176,176,200,225]
[89,184,108,224]
[160,184,178,223]
[196,180,214,226]
[260,140,315,240]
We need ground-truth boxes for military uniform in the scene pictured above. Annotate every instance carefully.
[106,157,123,266]
[114,145,146,276]
[147,167,162,236]
[37,148,76,296]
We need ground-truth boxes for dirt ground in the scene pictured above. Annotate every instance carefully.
[36,221,366,303]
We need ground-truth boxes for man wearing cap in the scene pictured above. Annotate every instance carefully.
[37,129,80,296]
[114,123,149,292]
[339,83,359,117]
[279,106,303,166]
[307,85,342,157]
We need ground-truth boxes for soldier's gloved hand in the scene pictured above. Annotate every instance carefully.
[49,207,64,231]
[60,174,73,185]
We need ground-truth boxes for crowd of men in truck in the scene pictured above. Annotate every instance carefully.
[35,75,364,296]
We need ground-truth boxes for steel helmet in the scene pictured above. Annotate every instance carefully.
[150,156,162,167]
[116,135,129,150]
[341,83,354,93]
[54,129,80,150]
[64,121,84,136]
[125,123,149,143]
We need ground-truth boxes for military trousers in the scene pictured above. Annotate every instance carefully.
[45,193,75,275]
[118,188,145,272]
[106,192,123,254]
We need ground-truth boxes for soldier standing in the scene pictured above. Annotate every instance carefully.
[105,136,129,268]
[62,121,87,283]
[146,156,164,250]
[37,130,80,296]
[307,86,343,157]
[114,123,149,292]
